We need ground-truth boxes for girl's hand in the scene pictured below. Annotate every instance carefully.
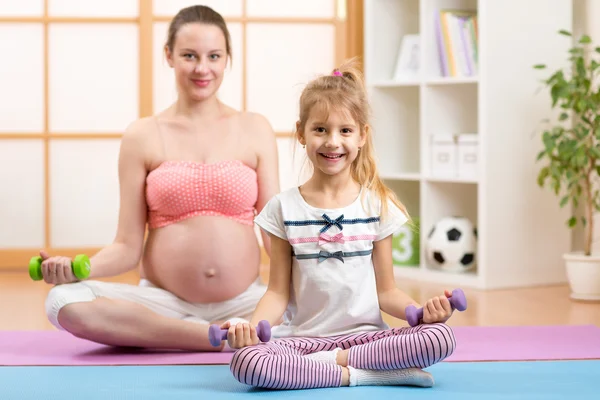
[220,321,259,349]
[422,289,454,324]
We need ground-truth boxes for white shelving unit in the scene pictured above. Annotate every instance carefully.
[364,0,575,289]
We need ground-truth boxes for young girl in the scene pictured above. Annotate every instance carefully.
[223,58,456,389]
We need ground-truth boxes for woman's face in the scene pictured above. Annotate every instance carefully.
[165,23,229,103]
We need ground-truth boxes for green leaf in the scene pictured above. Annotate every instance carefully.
[589,147,600,159]
[553,179,561,195]
[559,112,569,121]
[546,70,565,86]
[570,47,584,55]
[568,216,577,227]
[575,126,588,140]
[537,166,550,187]
[575,146,588,166]
[581,216,588,226]
[559,30,572,36]
[557,139,576,162]
[595,195,600,211]
[533,64,546,69]
[580,35,592,44]
[560,196,569,207]
[536,150,546,161]
[543,131,556,152]
[581,116,593,127]
[551,86,560,106]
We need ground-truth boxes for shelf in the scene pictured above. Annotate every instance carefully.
[366,0,574,290]
[371,80,420,88]
[380,174,479,190]
[385,179,421,216]
[381,172,421,181]
[423,181,477,226]
[371,86,420,176]
[425,175,478,184]
[425,76,478,85]
[421,181,478,275]
[388,179,421,269]
[424,84,478,135]
[370,77,479,87]
[393,266,480,288]
[422,0,479,80]
[364,0,419,83]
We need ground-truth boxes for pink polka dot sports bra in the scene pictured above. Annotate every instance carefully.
[145,159,258,229]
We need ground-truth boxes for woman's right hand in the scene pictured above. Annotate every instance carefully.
[38,250,79,285]
[221,321,260,349]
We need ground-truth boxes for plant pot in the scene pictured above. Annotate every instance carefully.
[563,252,600,301]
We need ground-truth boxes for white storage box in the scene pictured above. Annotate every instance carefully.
[430,133,457,177]
[457,134,479,179]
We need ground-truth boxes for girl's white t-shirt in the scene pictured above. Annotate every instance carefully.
[254,186,408,338]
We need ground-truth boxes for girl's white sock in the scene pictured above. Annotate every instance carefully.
[347,366,434,387]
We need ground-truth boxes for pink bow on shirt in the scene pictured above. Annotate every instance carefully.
[319,232,345,245]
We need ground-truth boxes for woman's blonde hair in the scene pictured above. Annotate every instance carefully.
[295,57,409,220]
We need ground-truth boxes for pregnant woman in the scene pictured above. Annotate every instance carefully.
[39,5,280,351]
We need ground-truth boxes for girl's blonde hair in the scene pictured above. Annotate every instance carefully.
[295,57,409,220]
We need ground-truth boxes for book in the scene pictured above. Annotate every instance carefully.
[435,9,478,77]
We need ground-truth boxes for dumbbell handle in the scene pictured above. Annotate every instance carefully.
[29,254,91,281]
[405,288,467,327]
[208,320,271,347]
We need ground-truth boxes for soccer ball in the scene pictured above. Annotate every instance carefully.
[426,216,477,272]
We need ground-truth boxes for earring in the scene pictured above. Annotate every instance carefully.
[303,144,306,149]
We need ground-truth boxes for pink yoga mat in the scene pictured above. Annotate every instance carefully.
[446,324,600,362]
[0,330,234,366]
[1,325,599,366]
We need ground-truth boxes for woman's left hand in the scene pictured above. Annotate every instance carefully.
[422,289,454,324]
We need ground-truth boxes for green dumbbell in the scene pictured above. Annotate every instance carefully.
[29,254,91,281]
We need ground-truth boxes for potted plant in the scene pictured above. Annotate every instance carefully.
[534,30,600,301]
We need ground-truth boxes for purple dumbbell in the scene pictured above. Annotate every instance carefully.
[208,320,272,347]
[405,288,468,327]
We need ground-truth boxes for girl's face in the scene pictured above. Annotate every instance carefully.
[165,23,228,103]
[299,105,366,178]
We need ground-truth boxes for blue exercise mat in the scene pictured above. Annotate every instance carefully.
[0,360,596,399]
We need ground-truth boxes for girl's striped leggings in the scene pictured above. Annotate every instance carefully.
[230,323,456,390]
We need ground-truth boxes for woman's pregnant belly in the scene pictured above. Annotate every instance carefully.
[140,215,262,304]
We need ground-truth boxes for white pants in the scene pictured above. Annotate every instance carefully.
[45,277,267,331]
